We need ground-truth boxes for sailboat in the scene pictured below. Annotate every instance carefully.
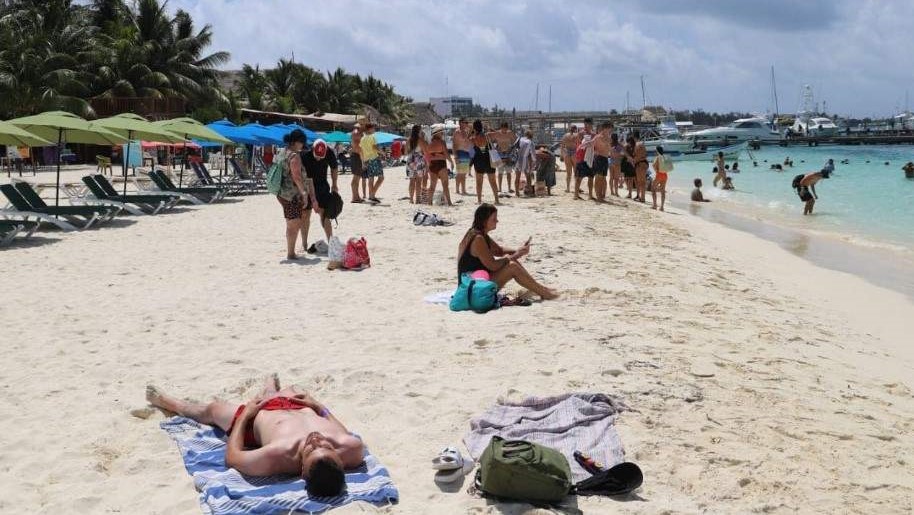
[791,85,838,136]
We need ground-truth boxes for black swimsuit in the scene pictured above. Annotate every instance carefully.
[457,233,493,282]
[471,142,495,174]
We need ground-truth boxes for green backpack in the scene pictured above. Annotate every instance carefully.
[476,436,573,503]
[266,151,286,195]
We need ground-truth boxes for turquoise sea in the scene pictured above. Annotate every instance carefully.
[665,145,914,254]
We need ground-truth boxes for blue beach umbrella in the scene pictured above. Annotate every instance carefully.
[373,131,406,145]
[321,131,351,144]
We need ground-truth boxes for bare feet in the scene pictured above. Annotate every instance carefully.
[146,384,164,406]
[286,254,298,260]
[540,289,560,300]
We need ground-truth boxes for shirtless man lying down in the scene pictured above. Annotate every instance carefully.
[147,374,363,497]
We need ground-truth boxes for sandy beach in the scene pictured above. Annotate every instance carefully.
[1,167,913,514]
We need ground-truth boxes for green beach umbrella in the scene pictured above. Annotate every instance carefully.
[0,121,53,147]
[8,111,127,206]
[95,113,186,196]
[154,117,232,186]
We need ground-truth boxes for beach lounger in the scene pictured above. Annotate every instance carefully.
[80,176,172,215]
[150,170,225,203]
[90,175,182,213]
[10,182,121,225]
[228,158,265,192]
[191,161,239,192]
[0,219,38,246]
[1,184,97,231]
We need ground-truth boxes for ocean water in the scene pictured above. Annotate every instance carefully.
[664,145,914,254]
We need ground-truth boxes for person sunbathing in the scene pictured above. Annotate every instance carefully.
[146,374,363,497]
[457,203,559,300]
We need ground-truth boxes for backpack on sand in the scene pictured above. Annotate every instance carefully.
[476,437,572,503]
[450,273,499,313]
[474,437,645,504]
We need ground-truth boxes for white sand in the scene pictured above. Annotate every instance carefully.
[1,167,912,514]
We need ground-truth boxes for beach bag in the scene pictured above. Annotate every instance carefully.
[476,437,572,503]
[449,273,499,313]
[659,155,674,172]
[487,140,502,168]
[343,237,370,269]
[266,150,286,195]
[328,236,345,262]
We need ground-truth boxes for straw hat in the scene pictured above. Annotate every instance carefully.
[431,124,446,135]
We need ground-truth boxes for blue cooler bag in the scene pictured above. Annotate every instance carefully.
[450,273,499,313]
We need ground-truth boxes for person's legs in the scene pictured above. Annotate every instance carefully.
[574,175,584,200]
[595,174,605,201]
[426,174,438,206]
[587,176,594,200]
[350,172,362,202]
[370,176,384,200]
[491,260,559,300]
[408,176,416,203]
[659,182,667,211]
[456,172,466,195]
[286,219,301,259]
[564,156,573,192]
[321,215,332,240]
[635,167,646,201]
[475,172,484,204]
[300,209,313,251]
[146,385,237,432]
[651,179,658,209]
[487,172,500,205]
[439,170,453,206]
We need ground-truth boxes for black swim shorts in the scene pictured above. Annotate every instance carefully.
[592,155,609,176]
[575,161,593,178]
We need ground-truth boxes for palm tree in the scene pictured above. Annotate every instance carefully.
[323,67,355,113]
[264,58,297,112]
[236,64,267,111]
[291,66,327,113]
[0,0,98,117]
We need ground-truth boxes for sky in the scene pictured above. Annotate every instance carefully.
[167,0,914,117]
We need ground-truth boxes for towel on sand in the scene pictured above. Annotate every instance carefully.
[463,393,627,482]
[423,290,454,305]
[161,417,399,515]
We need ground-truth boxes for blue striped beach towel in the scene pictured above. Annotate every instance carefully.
[161,417,399,515]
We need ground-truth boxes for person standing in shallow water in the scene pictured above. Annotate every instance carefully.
[457,203,559,300]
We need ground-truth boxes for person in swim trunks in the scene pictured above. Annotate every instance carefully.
[609,132,623,197]
[453,118,472,196]
[349,122,364,203]
[146,374,364,497]
[632,130,648,203]
[591,122,613,202]
[488,122,518,194]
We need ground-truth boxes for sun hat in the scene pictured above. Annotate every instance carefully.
[431,124,446,135]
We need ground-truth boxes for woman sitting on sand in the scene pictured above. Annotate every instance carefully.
[457,203,559,300]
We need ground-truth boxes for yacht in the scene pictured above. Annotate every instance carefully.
[790,85,838,136]
[683,116,781,145]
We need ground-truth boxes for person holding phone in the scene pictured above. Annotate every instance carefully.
[457,203,559,300]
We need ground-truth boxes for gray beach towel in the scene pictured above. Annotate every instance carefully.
[463,393,627,481]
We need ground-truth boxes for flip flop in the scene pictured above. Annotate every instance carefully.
[434,467,464,485]
[432,447,463,471]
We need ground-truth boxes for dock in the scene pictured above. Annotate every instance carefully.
[773,134,914,147]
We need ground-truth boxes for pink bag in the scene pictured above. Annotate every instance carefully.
[343,237,370,269]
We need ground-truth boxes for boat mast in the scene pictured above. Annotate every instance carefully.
[771,66,779,119]
[640,75,647,108]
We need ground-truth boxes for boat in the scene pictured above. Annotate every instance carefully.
[674,142,748,162]
[643,137,697,156]
[791,85,838,136]
[683,116,781,145]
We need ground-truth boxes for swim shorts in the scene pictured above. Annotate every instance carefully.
[575,161,593,178]
[592,155,609,176]
[655,171,668,184]
[350,153,363,176]
[278,194,304,220]
[365,158,384,178]
[798,187,813,202]
[456,151,470,175]
[228,397,307,448]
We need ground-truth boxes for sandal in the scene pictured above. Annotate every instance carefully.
[432,446,463,471]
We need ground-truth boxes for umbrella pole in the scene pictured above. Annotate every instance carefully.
[123,130,132,197]
[55,128,62,207]
[179,133,188,187]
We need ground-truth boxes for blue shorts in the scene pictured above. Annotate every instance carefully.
[365,158,384,178]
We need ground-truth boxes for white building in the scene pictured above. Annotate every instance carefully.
[430,96,473,117]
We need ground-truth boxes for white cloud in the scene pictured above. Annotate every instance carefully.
[168,0,914,116]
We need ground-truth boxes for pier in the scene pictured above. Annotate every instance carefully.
[775,133,914,147]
